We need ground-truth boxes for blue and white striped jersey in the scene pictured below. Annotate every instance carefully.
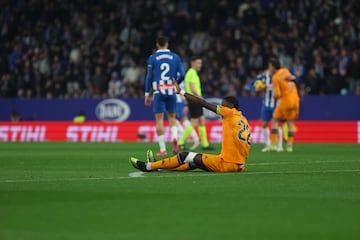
[145,49,185,96]
[247,71,276,109]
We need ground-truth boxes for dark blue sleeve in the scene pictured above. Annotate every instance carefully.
[144,56,153,94]
[246,77,259,91]
[176,57,185,84]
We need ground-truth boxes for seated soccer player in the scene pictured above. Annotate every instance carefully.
[130,80,251,173]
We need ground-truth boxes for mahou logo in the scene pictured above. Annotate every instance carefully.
[96,99,130,122]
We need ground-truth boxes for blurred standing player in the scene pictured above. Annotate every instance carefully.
[178,56,214,150]
[175,81,200,150]
[247,69,283,152]
[268,58,299,152]
[145,36,185,156]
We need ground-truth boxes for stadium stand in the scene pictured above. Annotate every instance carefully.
[0,0,359,99]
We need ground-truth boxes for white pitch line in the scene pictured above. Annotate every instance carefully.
[247,159,360,166]
[128,172,145,178]
[246,160,360,166]
[0,169,359,183]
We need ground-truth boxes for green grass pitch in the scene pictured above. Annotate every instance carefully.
[0,142,359,240]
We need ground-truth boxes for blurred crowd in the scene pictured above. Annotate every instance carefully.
[0,0,360,99]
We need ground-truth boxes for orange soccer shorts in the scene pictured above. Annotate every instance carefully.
[201,154,244,172]
[273,100,299,120]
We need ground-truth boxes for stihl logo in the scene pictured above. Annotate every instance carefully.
[66,126,118,142]
[0,126,46,142]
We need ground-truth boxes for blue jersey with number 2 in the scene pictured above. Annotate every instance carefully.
[145,49,185,95]
[145,49,185,113]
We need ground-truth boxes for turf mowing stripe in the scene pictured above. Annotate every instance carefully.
[0,169,359,183]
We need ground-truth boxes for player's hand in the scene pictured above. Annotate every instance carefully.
[145,95,152,106]
[173,79,181,94]
[285,74,296,81]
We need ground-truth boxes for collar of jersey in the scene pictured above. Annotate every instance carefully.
[156,49,170,52]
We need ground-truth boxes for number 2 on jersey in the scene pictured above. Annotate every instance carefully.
[160,63,170,80]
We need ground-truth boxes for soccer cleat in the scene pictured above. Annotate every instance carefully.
[146,149,156,162]
[190,142,200,150]
[156,151,167,157]
[277,147,284,152]
[286,145,293,152]
[172,139,179,154]
[202,145,215,151]
[269,144,277,152]
[261,146,271,152]
[129,157,150,172]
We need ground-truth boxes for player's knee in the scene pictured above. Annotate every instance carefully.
[178,152,199,164]
[188,162,197,170]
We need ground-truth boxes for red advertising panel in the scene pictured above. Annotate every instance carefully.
[0,121,359,143]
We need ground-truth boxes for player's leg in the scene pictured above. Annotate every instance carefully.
[176,102,185,136]
[277,125,284,152]
[199,115,213,150]
[198,154,243,172]
[285,103,299,152]
[178,120,196,148]
[130,150,237,173]
[182,119,199,150]
[282,121,288,143]
[166,96,179,154]
[260,106,272,152]
[181,104,199,149]
[270,118,281,151]
[286,120,295,152]
[152,94,167,156]
[176,119,184,135]
[130,152,205,172]
[178,102,198,148]
[270,105,283,151]
[168,112,179,154]
[154,112,167,156]
[261,120,271,150]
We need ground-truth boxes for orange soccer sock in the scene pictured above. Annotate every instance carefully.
[170,163,190,171]
[287,131,294,144]
[271,129,279,145]
[151,155,181,170]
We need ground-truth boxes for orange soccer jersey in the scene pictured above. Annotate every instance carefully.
[272,68,300,120]
[153,105,251,173]
[217,106,251,165]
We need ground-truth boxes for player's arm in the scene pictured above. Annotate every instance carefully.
[245,77,257,91]
[173,80,216,113]
[176,57,185,84]
[272,78,281,99]
[144,60,152,95]
[283,69,296,81]
[273,85,281,99]
[144,57,153,106]
[285,73,296,81]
